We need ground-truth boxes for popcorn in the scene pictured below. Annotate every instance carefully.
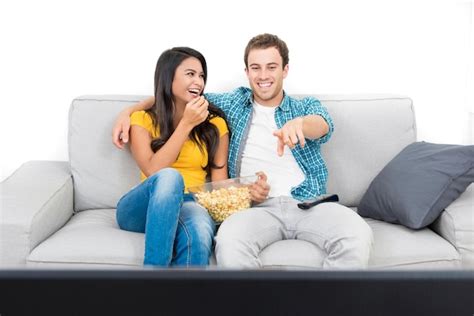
[188,175,257,223]
[194,186,252,223]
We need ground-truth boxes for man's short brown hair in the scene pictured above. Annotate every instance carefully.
[244,33,289,68]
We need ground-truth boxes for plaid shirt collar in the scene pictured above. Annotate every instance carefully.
[243,89,292,112]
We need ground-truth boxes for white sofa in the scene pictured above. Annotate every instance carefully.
[1,94,472,269]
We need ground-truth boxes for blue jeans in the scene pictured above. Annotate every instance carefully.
[116,168,216,267]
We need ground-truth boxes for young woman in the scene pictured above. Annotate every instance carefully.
[116,47,229,267]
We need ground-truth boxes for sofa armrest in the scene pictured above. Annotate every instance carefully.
[1,161,73,266]
[431,184,474,268]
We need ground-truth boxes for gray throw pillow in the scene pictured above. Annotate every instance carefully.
[358,141,474,229]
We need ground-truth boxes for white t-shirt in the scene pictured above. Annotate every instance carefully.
[240,101,305,197]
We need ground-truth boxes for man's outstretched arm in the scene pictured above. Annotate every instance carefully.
[273,115,329,156]
[112,96,155,149]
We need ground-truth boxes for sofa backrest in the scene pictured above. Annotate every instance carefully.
[69,94,415,211]
[314,95,416,206]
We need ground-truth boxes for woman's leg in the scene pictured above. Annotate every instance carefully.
[116,168,184,266]
[171,196,216,267]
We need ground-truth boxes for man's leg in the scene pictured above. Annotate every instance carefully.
[293,202,373,269]
[215,198,286,268]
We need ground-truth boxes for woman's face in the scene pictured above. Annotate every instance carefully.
[172,57,205,107]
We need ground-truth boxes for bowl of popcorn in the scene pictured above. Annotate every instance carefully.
[188,175,258,223]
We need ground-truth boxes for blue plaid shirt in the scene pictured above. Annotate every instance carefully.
[205,87,334,201]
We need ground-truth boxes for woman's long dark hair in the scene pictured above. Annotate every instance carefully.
[146,47,227,174]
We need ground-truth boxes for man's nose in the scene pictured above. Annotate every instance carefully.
[258,69,269,79]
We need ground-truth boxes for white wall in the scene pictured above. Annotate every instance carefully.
[0,0,472,182]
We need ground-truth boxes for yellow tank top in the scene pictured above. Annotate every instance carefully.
[130,111,228,190]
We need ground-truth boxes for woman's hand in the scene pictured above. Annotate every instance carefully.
[181,96,209,129]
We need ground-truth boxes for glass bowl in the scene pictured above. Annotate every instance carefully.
[188,175,258,223]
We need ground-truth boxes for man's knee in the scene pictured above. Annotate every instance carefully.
[214,217,261,268]
[214,209,283,268]
[300,203,373,268]
[347,211,373,248]
[336,215,373,268]
[215,220,244,263]
[214,234,259,268]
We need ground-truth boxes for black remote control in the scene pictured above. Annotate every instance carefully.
[297,194,339,210]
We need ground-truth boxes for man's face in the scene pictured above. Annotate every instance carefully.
[245,47,288,107]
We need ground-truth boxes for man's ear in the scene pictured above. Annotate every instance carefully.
[283,64,289,79]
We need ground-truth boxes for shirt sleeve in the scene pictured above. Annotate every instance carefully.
[130,111,157,137]
[204,92,228,110]
[204,88,242,113]
[205,87,252,117]
[210,116,229,137]
[302,97,334,144]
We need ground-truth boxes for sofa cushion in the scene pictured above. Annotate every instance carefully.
[358,141,474,229]
[365,218,460,269]
[27,210,460,269]
[28,209,144,267]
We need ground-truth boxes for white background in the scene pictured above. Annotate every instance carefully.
[0,0,473,182]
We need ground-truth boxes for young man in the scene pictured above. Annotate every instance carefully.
[113,34,373,268]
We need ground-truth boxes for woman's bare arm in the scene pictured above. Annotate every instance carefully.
[210,133,229,182]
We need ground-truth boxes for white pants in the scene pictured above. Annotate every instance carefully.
[215,196,373,269]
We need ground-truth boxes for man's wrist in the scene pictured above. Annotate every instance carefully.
[124,105,136,116]
[299,116,307,136]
